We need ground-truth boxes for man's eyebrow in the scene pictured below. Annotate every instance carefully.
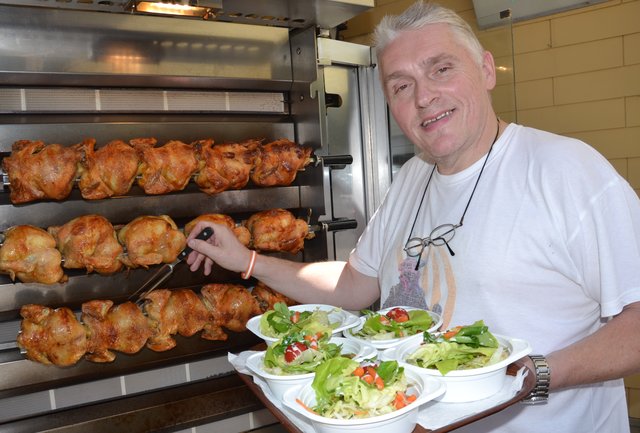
[383,53,457,84]
[418,53,456,69]
[382,71,408,84]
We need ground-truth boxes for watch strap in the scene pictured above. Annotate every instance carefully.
[521,354,550,405]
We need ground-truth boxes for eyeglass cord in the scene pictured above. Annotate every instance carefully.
[406,117,501,265]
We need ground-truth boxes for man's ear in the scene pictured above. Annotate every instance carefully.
[482,50,497,91]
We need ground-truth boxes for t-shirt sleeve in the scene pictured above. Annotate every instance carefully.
[558,142,640,318]
[348,156,426,278]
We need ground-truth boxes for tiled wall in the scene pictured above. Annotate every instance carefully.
[342,0,640,198]
[340,0,640,418]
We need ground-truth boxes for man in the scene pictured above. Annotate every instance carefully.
[186,2,640,431]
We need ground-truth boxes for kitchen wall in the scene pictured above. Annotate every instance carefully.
[341,0,640,198]
[339,0,640,419]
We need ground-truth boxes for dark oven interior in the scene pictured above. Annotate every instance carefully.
[0,1,371,430]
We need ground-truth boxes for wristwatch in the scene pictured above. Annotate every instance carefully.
[521,355,551,405]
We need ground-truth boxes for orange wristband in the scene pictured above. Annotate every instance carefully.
[241,250,257,280]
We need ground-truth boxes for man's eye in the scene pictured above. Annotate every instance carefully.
[436,66,451,74]
[394,84,408,94]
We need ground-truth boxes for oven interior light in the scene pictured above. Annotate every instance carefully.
[133,1,214,19]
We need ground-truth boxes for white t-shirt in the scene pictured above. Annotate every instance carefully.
[349,123,640,433]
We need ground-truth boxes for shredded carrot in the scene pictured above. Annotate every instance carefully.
[394,392,407,410]
[296,398,317,414]
[374,375,385,390]
[443,326,462,339]
[352,366,365,377]
[361,374,374,385]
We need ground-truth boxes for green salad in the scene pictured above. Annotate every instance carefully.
[263,331,342,375]
[350,307,434,340]
[405,320,508,375]
[259,302,337,339]
[303,357,417,419]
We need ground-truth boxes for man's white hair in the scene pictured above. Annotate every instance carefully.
[373,1,485,65]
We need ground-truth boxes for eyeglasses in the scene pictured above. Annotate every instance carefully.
[404,117,501,272]
[404,222,460,270]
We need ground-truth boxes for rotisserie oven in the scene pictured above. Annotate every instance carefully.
[0,0,394,431]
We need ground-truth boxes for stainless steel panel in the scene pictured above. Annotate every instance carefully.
[219,0,374,30]
[358,62,392,216]
[0,4,293,90]
[0,0,374,31]
[323,65,367,261]
[290,27,326,251]
[316,39,391,261]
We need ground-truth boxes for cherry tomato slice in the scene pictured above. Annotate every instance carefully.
[284,341,308,363]
[386,307,410,323]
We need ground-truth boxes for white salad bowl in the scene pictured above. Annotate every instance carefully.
[282,367,445,433]
[343,307,442,350]
[246,304,360,345]
[245,337,377,400]
[381,334,531,403]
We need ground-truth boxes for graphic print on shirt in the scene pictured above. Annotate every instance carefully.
[382,245,456,330]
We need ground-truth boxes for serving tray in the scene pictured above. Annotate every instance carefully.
[236,359,534,433]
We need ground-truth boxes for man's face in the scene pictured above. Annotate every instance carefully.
[379,23,496,173]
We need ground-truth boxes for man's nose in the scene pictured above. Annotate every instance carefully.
[415,80,438,108]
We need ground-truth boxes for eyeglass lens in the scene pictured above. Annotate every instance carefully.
[404,223,458,270]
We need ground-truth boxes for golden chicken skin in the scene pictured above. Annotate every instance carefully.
[252,280,297,312]
[200,283,262,341]
[244,208,314,254]
[117,215,186,268]
[193,138,260,194]
[250,139,312,187]
[142,289,210,352]
[81,300,152,363]
[184,213,250,247]
[131,137,198,195]
[0,225,66,284]
[2,139,82,204]
[17,304,87,367]
[76,138,140,200]
[48,214,124,275]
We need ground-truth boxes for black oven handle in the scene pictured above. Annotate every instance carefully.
[310,218,358,233]
[313,154,353,168]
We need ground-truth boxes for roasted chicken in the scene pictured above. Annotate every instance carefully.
[16,282,267,366]
[251,139,312,187]
[48,214,124,275]
[2,139,82,204]
[200,283,262,341]
[131,137,198,195]
[0,225,66,284]
[142,289,211,352]
[117,215,186,268]
[193,138,260,194]
[82,300,151,363]
[76,138,140,199]
[244,208,314,254]
[252,280,297,312]
[17,304,87,367]
[184,214,251,246]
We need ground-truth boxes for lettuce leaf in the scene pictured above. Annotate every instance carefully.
[353,309,435,340]
[409,320,506,375]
